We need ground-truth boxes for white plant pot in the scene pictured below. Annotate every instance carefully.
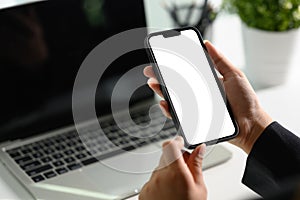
[242,24,300,89]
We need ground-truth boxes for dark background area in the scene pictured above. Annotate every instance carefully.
[0,0,153,142]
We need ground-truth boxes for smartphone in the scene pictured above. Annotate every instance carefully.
[145,27,238,149]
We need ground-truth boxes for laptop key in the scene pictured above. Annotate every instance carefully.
[41,157,52,163]
[52,153,63,159]
[7,148,20,154]
[44,148,55,154]
[44,171,57,179]
[32,175,45,183]
[67,163,82,170]
[122,145,136,151]
[21,149,32,155]
[8,151,21,158]
[32,145,42,151]
[98,146,107,152]
[163,121,175,130]
[136,141,147,147]
[54,138,63,143]
[26,164,52,177]
[65,133,77,140]
[43,140,55,147]
[75,153,86,160]
[21,160,42,171]
[150,137,159,142]
[81,157,98,166]
[64,149,74,155]
[15,156,32,164]
[66,141,77,147]
[130,137,139,141]
[75,146,85,151]
[32,152,44,158]
[53,160,64,167]
[64,157,75,163]
[56,167,68,174]
[55,145,65,151]
[119,140,128,145]
[161,134,170,139]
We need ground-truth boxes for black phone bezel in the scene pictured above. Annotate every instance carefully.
[145,26,239,149]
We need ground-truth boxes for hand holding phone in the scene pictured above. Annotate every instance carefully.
[145,27,239,149]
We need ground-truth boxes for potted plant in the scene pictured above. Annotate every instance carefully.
[222,0,300,89]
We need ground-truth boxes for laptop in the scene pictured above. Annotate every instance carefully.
[0,0,232,199]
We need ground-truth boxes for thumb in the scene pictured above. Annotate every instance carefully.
[204,40,238,77]
[188,144,206,184]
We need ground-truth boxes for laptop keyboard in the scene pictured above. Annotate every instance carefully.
[5,107,176,183]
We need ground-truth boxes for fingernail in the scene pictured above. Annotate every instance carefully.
[175,136,184,143]
[147,78,157,84]
[198,144,206,158]
[147,79,152,85]
[161,106,167,116]
[159,104,169,117]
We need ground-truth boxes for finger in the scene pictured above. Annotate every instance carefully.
[139,182,149,200]
[162,136,185,168]
[187,144,206,184]
[147,78,164,98]
[159,100,172,119]
[156,154,167,170]
[143,66,156,78]
[204,41,238,77]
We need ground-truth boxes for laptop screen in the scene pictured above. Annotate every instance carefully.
[0,0,153,142]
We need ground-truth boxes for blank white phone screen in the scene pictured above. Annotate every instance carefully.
[148,29,236,145]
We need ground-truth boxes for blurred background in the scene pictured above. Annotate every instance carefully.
[1,0,299,89]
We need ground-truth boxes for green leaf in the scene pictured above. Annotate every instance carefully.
[221,0,300,31]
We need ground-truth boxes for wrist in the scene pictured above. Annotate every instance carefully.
[243,109,273,154]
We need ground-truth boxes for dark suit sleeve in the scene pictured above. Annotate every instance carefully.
[242,122,300,198]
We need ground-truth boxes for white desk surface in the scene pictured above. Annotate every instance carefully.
[1,2,300,199]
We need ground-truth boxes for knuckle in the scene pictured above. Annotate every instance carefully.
[193,157,203,167]
[237,70,246,77]
[153,175,160,186]
[231,68,245,78]
[162,140,172,148]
